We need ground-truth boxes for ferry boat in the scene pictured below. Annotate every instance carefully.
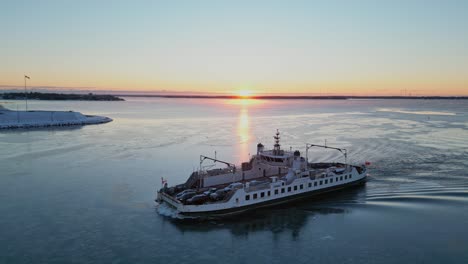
[156,130,367,217]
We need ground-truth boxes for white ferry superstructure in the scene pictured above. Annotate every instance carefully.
[156,130,367,217]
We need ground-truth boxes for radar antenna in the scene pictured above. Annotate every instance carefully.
[273,129,281,155]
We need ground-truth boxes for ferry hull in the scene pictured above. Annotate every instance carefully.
[176,177,366,217]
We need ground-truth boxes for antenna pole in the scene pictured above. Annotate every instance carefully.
[24,75,28,111]
[345,149,349,171]
[199,155,203,190]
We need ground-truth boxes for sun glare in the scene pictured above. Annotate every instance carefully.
[238,90,252,98]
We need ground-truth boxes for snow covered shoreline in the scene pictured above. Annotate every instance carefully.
[0,106,112,129]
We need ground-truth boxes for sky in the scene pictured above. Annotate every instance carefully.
[1,0,468,96]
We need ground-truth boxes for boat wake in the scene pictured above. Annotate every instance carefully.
[156,202,181,218]
[156,202,199,220]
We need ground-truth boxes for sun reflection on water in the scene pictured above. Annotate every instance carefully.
[223,98,264,107]
[236,100,253,163]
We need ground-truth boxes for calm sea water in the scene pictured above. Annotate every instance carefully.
[1,98,468,263]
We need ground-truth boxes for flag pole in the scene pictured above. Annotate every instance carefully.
[24,75,28,111]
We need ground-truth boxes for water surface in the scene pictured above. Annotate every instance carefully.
[1,98,467,263]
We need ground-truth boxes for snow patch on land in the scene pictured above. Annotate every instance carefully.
[0,106,112,129]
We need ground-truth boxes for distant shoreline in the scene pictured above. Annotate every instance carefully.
[116,94,468,100]
[2,92,467,100]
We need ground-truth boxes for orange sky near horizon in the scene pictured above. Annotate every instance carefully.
[1,75,466,96]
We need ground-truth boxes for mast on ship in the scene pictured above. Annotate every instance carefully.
[273,129,281,155]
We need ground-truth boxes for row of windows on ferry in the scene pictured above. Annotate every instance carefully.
[245,174,352,201]
[260,155,285,163]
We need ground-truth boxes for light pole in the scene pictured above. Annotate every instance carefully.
[24,75,30,111]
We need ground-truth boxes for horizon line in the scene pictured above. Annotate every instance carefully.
[2,90,468,100]
[1,85,468,97]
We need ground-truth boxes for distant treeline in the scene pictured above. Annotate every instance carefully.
[117,94,468,100]
[1,92,124,101]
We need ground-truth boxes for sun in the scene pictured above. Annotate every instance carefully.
[238,90,252,98]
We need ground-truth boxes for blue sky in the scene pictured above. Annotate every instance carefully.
[1,0,467,95]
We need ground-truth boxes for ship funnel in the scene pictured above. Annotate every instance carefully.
[257,143,264,154]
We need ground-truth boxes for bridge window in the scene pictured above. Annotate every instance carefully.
[245,195,250,201]
[267,191,271,196]
[253,193,258,199]
[325,179,328,184]
[261,192,265,198]
[349,175,352,178]
[294,186,297,191]
[300,184,304,190]
[314,182,317,186]
[275,189,279,195]
[287,187,292,192]
[336,177,338,182]
[345,175,348,179]
[330,178,333,183]
[320,180,323,185]
[281,188,285,193]
[340,176,343,181]
[308,183,312,188]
